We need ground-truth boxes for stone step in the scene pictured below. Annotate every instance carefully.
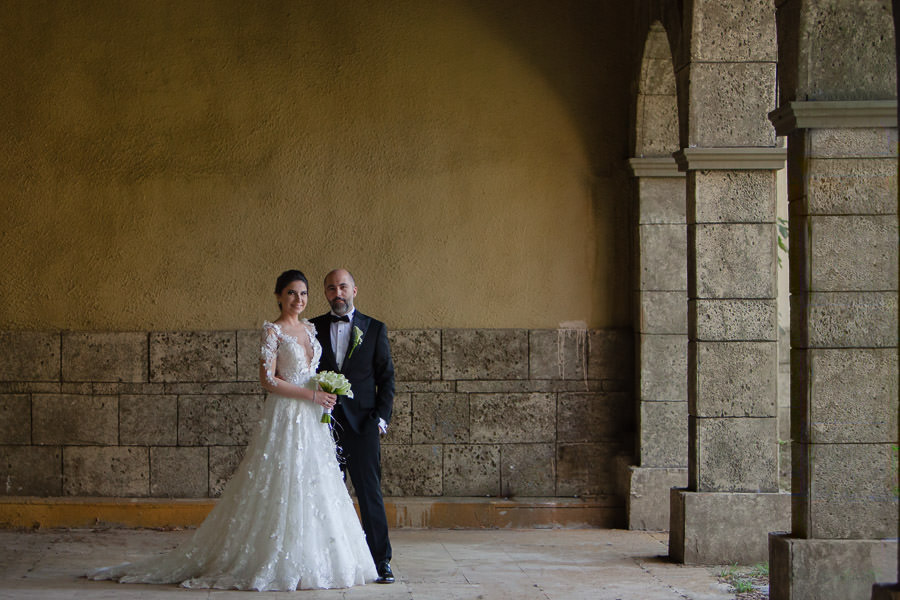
[0,496,624,530]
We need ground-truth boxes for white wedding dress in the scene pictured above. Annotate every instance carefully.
[89,320,377,591]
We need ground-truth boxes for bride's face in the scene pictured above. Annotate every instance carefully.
[277,280,308,317]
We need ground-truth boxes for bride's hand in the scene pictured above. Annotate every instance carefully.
[314,390,337,409]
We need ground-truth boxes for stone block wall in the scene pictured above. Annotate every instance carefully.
[0,328,633,499]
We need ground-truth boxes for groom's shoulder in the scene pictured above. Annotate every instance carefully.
[355,311,386,329]
[309,313,330,328]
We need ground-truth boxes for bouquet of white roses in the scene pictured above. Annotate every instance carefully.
[312,370,353,423]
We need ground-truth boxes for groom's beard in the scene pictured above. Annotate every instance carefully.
[330,297,353,315]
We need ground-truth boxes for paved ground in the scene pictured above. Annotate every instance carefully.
[0,528,741,599]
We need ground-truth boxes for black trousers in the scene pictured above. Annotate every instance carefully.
[334,410,392,564]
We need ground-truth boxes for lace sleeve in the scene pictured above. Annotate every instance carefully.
[260,323,279,387]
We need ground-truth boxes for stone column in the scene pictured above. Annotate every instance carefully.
[668,148,791,565]
[622,157,688,531]
[666,0,793,564]
[768,101,899,600]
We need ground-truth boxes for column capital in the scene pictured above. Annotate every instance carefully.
[769,100,898,135]
[627,157,685,178]
[673,147,786,171]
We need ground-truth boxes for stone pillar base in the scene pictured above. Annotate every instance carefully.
[616,460,687,531]
[872,584,900,600]
[769,533,898,600]
[669,488,790,564]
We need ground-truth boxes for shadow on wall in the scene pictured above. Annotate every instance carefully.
[460,0,632,173]
[458,0,638,328]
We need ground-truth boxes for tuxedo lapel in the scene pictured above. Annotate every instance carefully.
[342,312,370,370]
[313,316,337,371]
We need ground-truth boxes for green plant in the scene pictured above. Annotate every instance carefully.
[719,564,739,578]
[717,562,768,596]
[776,217,789,268]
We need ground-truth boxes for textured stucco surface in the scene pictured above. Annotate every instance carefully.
[0,0,632,330]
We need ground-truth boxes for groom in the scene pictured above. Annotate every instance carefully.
[311,269,395,584]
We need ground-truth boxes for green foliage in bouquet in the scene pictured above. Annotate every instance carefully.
[313,371,353,423]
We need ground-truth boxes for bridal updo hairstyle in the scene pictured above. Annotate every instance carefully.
[274,269,309,309]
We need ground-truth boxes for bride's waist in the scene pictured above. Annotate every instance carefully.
[280,375,316,389]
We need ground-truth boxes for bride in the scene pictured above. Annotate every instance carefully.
[88,269,378,590]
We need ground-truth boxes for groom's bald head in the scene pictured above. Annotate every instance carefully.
[324,269,355,287]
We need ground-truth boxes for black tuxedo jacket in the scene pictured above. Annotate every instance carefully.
[310,311,395,434]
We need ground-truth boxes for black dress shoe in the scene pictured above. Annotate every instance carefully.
[376,561,394,584]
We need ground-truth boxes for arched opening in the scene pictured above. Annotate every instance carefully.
[634,21,679,159]
[621,19,688,531]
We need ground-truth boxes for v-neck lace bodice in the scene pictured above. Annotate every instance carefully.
[260,320,322,387]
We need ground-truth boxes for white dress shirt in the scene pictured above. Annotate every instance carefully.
[330,309,355,370]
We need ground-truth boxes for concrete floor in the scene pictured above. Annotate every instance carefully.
[0,528,741,600]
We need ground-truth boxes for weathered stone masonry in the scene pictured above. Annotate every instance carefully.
[0,328,632,501]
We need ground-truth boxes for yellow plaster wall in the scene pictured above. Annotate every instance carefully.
[0,0,632,330]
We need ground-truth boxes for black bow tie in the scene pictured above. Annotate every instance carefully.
[329,314,350,323]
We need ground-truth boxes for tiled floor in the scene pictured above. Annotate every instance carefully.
[0,528,737,599]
